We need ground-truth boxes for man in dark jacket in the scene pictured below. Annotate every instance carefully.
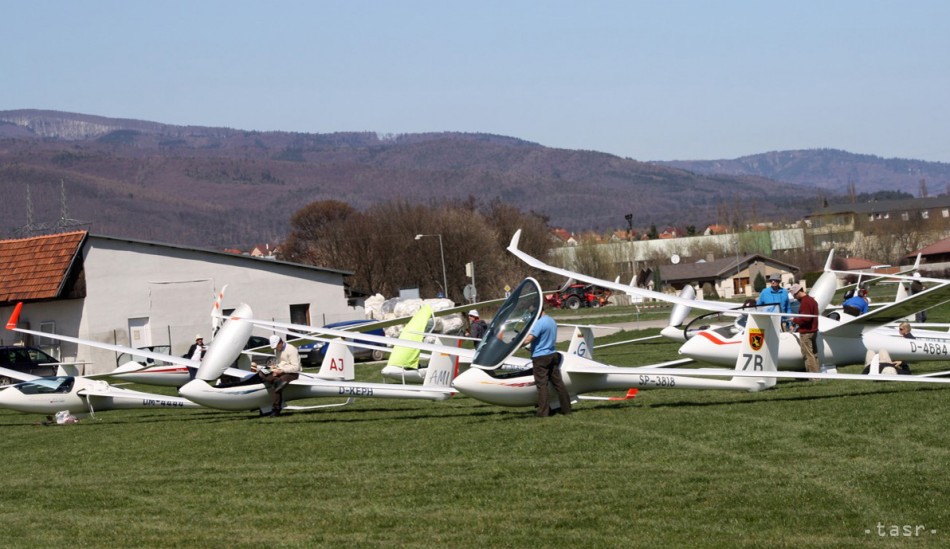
[184,334,206,360]
[466,310,488,348]
[790,284,820,374]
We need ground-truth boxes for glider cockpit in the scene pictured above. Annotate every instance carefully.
[471,277,543,370]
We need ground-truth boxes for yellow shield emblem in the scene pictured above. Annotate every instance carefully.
[749,329,764,352]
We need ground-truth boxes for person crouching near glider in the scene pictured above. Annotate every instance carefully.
[862,349,912,376]
[252,335,301,416]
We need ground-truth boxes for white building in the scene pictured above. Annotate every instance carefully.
[0,231,360,373]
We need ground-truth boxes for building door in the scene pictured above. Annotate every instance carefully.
[733,277,750,296]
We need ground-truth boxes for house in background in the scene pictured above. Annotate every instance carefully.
[659,254,800,299]
[906,237,950,273]
[804,196,950,254]
[0,231,358,373]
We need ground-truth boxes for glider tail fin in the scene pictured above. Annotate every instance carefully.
[668,284,695,327]
[730,312,779,391]
[195,303,253,382]
[810,271,838,313]
[823,249,835,272]
[895,280,909,302]
[422,337,456,389]
[566,326,595,360]
[211,284,228,337]
[315,341,355,381]
[658,286,695,342]
[56,364,82,377]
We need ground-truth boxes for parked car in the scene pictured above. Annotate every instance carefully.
[0,346,60,385]
[298,320,387,367]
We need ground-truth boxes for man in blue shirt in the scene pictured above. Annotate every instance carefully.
[757,274,791,329]
[757,275,790,313]
[522,309,572,417]
[842,289,869,316]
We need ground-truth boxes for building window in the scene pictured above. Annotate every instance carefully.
[39,321,60,359]
[290,304,310,326]
[942,209,949,218]
[901,212,909,221]
[922,210,929,220]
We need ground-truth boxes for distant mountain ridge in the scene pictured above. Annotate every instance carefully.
[2,109,936,248]
[655,149,950,194]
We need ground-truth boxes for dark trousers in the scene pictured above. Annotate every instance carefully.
[532,353,572,417]
[260,372,299,410]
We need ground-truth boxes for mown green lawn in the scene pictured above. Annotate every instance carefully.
[1,306,948,548]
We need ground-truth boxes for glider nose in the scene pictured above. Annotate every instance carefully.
[451,368,471,388]
[660,325,686,342]
[178,379,210,405]
[451,368,486,397]
[452,367,536,407]
[678,331,736,366]
[0,386,17,408]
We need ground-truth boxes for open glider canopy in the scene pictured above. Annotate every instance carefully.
[471,277,543,370]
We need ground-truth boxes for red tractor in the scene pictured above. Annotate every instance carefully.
[544,282,612,310]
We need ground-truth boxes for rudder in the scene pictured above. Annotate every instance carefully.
[317,341,355,381]
[422,337,456,388]
[731,312,780,391]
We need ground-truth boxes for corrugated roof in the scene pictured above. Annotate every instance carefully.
[0,231,86,302]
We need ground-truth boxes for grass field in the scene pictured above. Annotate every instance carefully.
[1,305,949,548]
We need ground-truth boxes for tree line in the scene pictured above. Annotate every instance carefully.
[280,198,557,302]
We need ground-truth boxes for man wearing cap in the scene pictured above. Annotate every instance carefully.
[253,335,301,416]
[184,335,206,360]
[756,275,791,329]
[789,284,821,374]
[465,310,488,347]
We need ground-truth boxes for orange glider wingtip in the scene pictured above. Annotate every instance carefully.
[6,302,23,331]
[606,388,638,401]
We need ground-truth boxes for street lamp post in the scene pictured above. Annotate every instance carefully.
[414,234,448,299]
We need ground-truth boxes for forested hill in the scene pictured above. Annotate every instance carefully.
[2,109,813,247]
[655,149,950,194]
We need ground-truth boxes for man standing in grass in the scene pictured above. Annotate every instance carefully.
[522,309,572,417]
[790,284,820,374]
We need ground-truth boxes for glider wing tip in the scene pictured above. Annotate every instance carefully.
[508,229,522,250]
[5,302,24,331]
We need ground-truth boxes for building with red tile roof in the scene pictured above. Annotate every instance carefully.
[1,232,360,373]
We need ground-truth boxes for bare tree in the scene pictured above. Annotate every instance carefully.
[280,198,554,302]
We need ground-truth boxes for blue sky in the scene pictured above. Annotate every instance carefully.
[5,1,950,162]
